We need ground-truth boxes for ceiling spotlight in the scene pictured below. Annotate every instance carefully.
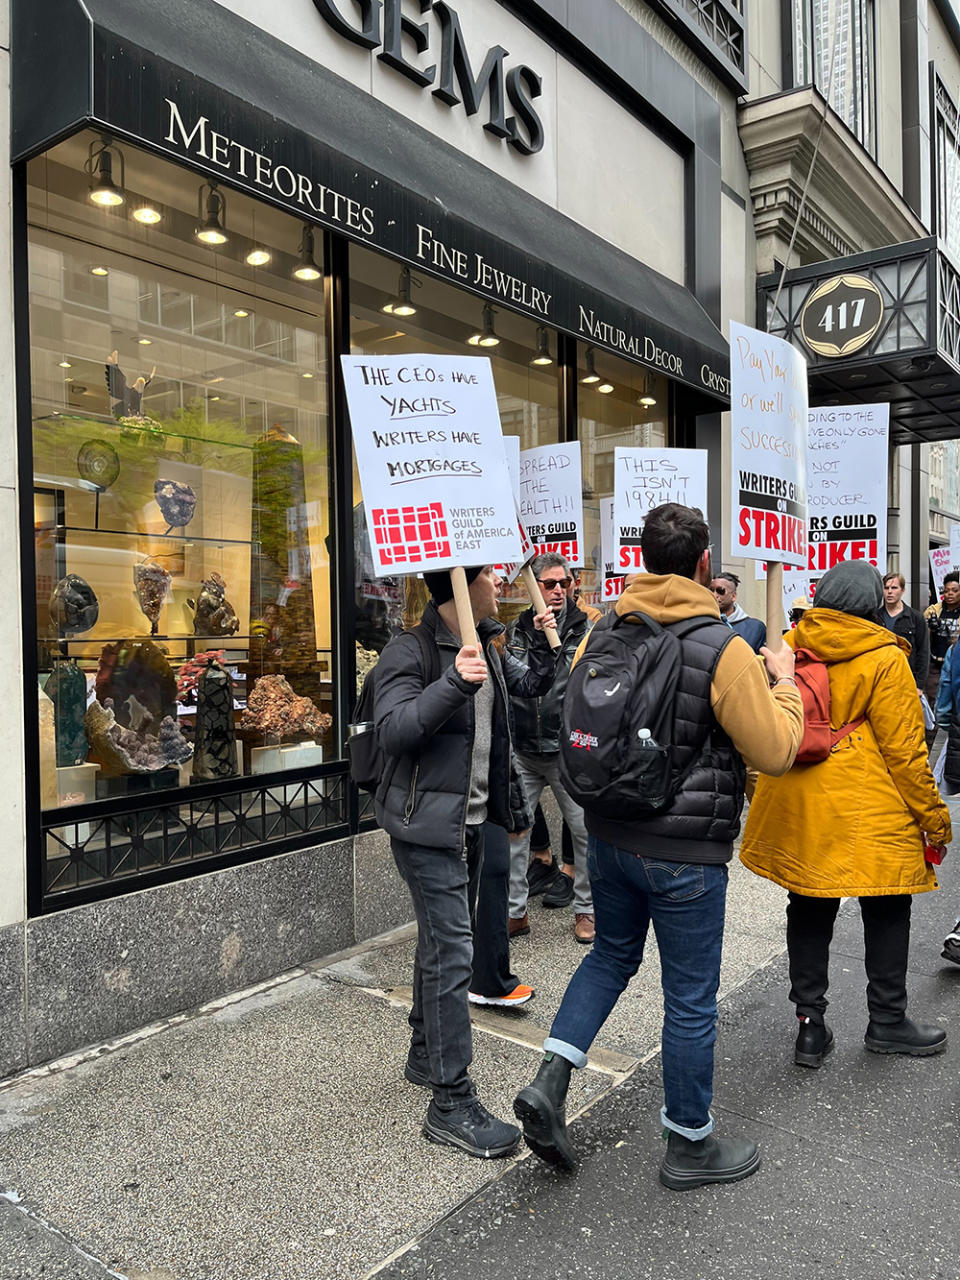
[132,202,161,225]
[302,372,314,379]
[382,265,419,317]
[86,139,124,208]
[233,308,250,318]
[637,374,657,407]
[293,225,321,282]
[581,347,601,384]
[246,247,271,267]
[90,265,109,276]
[467,303,500,348]
[196,183,228,246]
[597,381,615,395]
[138,337,152,346]
[530,326,553,367]
[58,360,71,369]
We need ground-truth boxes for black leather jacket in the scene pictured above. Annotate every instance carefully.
[506,601,590,755]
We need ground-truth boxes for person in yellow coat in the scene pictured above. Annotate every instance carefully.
[741,560,951,1068]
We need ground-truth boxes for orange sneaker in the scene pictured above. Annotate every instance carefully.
[469,984,535,1007]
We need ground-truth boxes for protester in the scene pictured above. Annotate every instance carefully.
[711,570,766,652]
[881,572,929,690]
[926,572,960,708]
[507,553,595,943]
[788,596,812,628]
[934,639,960,968]
[741,561,950,1068]
[513,503,803,1188]
[373,565,556,1158]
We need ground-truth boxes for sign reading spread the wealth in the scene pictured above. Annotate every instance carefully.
[730,321,808,566]
[341,354,522,575]
[519,442,584,567]
[807,404,889,574]
[613,448,708,574]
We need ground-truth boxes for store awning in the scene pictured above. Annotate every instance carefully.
[12,0,731,408]
[758,239,960,445]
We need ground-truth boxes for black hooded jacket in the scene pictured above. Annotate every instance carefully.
[506,601,590,755]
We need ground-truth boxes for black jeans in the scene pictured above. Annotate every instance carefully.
[472,823,519,999]
[392,826,484,1102]
[530,803,574,864]
[786,892,911,1025]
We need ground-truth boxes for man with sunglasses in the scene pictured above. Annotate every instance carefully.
[710,571,766,653]
[506,553,595,943]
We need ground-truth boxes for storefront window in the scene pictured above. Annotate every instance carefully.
[27,133,336,816]
[348,245,561,656]
[577,347,670,608]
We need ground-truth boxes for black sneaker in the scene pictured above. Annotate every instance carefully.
[942,922,960,967]
[795,1017,834,1068]
[527,856,558,897]
[542,869,574,909]
[422,1097,521,1159]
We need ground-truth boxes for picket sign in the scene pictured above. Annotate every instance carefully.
[613,448,708,575]
[729,322,809,652]
[519,442,585,567]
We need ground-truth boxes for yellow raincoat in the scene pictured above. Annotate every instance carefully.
[740,608,951,897]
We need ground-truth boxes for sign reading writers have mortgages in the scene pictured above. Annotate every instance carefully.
[341,355,521,575]
[730,321,808,566]
[614,449,708,573]
[519,443,584,568]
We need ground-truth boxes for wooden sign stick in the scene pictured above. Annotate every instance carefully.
[520,564,562,650]
[449,567,480,650]
[765,562,785,653]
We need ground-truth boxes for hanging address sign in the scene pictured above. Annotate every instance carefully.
[799,273,884,359]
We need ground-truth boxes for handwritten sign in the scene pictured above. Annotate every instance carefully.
[730,321,808,566]
[613,448,708,574]
[807,404,888,575]
[599,497,623,601]
[341,354,521,575]
[519,442,584,567]
[931,545,957,596]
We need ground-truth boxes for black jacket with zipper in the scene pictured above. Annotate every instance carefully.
[373,602,556,849]
[506,601,590,755]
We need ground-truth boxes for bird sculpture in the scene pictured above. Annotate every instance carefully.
[105,350,157,422]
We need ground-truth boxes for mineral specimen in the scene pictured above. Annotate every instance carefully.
[45,660,88,767]
[192,660,238,782]
[187,572,240,637]
[85,697,192,774]
[38,684,57,809]
[76,439,120,491]
[95,639,177,731]
[177,650,226,706]
[50,574,99,634]
[154,479,197,531]
[240,675,331,741]
[134,559,171,635]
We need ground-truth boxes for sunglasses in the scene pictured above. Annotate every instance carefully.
[539,577,572,590]
[711,586,729,596]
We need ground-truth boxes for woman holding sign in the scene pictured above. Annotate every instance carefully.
[741,561,951,1067]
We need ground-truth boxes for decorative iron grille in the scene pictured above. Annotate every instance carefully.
[938,252,960,372]
[649,0,747,90]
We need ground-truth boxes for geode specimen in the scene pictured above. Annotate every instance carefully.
[95,639,177,732]
[154,479,197,532]
[50,574,99,634]
[76,439,120,491]
[85,697,192,774]
[134,559,171,635]
[240,675,331,741]
[45,660,88,767]
[187,572,240,637]
[192,660,237,782]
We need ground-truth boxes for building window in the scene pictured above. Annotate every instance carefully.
[935,77,960,264]
[793,0,876,155]
[27,134,340,852]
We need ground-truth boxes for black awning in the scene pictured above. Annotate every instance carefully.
[758,238,960,445]
[11,0,730,407]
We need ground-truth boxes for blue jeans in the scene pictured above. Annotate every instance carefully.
[546,836,728,1139]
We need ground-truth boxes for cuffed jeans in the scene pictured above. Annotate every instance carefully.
[392,826,484,1102]
[545,836,728,1138]
[509,752,592,917]
[787,891,911,1025]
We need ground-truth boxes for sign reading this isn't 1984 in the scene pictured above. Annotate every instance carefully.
[340,354,521,576]
[729,321,808,567]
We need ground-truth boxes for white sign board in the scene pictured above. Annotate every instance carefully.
[951,523,960,573]
[519,442,584,566]
[807,404,889,575]
[613,448,708,574]
[730,321,808,566]
[599,496,623,601]
[341,354,522,575]
[930,545,957,596]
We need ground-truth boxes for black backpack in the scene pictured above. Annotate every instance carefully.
[347,625,440,793]
[559,610,719,819]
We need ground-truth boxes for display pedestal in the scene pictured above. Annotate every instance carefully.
[95,767,179,800]
[250,740,323,776]
[55,763,101,844]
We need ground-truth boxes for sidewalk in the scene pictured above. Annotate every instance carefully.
[0,815,957,1280]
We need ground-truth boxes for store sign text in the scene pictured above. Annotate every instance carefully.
[313,0,544,154]
[415,224,551,314]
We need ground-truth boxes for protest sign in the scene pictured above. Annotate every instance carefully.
[930,545,957,596]
[951,523,960,574]
[613,448,708,574]
[341,354,522,577]
[599,497,623,601]
[807,404,888,575]
[519,442,584,567]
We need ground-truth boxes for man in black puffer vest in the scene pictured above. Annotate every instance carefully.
[513,503,804,1190]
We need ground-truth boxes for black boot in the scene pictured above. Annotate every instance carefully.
[795,1016,834,1068]
[864,1016,947,1056]
[513,1052,576,1171]
[659,1129,760,1191]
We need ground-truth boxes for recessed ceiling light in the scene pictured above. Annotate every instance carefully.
[246,248,271,267]
[597,382,615,394]
[209,395,220,402]
[234,309,250,318]
[90,265,109,276]
[138,337,152,346]
[302,372,314,379]
[58,360,71,369]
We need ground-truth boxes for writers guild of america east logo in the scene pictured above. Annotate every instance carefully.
[569,729,599,751]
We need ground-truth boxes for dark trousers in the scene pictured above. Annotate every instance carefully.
[530,803,574,864]
[472,823,519,999]
[787,891,911,1025]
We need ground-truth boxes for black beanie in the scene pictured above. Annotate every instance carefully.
[424,565,484,605]
[813,560,883,619]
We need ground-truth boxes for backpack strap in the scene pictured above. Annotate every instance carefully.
[410,623,442,686]
[831,716,866,747]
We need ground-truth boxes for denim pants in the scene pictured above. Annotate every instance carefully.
[545,835,728,1139]
[509,753,592,917]
[392,826,484,1102]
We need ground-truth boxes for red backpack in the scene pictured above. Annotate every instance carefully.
[793,648,865,764]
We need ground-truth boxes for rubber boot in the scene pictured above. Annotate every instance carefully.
[658,1129,760,1191]
[513,1052,576,1171]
